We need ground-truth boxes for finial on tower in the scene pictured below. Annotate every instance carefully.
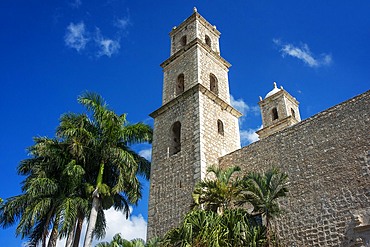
[193,7,197,13]
[259,96,263,101]
[264,81,282,99]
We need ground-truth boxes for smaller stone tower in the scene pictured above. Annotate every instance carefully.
[256,82,301,139]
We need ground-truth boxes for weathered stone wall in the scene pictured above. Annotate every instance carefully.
[198,47,230,103]
[148,88,201,239]
[162,45,198,104]
[162,44,230,105]
[170,20,197,56]
[195,17,220,54]
[220,91,370,246]
[198,90,240,180]
[148,84,241,239]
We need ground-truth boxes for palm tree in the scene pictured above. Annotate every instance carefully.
[145,237,163,247]
[163,208,266,247]
[57,92,152,247]
[95,233,126,247]
[220,208,266,247]
[162,166,290,247]
[163,209,214,247]
[0,137,88,247]
[96,234,146,247]
[192,165,241,214]
[238,168,288,246]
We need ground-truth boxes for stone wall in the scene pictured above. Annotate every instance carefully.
[198,47,230,103]
[219,90,370,246]
[198,86,241,180]
[148,83,241,239]
[162,45,198,104]
[194,16,220,54]
[148,88,201,239]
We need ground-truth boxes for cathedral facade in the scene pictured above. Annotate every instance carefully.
[147,9,370,246]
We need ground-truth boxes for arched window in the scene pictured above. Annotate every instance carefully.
[180,35,187,47]
[205,35,211,48]
[176,74,185,95]
[291,108,296,118]
[217,120,224,135]
[210,73,218,95]
[272,107,279,120]
[170,121,181,155]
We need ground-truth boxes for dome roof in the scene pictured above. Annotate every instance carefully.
[265,82,281,99]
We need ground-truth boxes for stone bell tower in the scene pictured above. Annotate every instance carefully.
[256,82,301,139]
[147,8,241,238]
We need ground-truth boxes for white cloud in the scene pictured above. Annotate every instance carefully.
[139,148,152,161]
[230,95,248,115]
[273,39,332,68]
[96,208,147,243]
[64,25,121,57]
[64,18,128,58]
[95,28,120,57]
[54,207,147,247]
[230,95,259,117]
[240,126,261,145]
[115,17,130,30]
[230,95,261,146]
[64,22,89,52]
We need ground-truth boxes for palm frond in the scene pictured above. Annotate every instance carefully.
[121,123,153,145]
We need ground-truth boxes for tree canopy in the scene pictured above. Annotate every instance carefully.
[0,92,153,247]
[161,166,289,247]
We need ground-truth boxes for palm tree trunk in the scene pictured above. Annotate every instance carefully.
[47,214,60,247]
[73,212,84,247]
[83,162,104,247]
[83,195,101,247]
[42,205,55,247]
[65,218,77,247]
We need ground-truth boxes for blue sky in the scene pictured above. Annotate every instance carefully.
[1,0,369,246]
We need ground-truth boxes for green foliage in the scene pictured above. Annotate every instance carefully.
[192,165,241,214]
[163,209,266,247]
[163,166,289,247]
[0,137,90,246]
[0,92,153,247]
[145,236,163,247]
[95,234,147,247]
[238,168,289,219]
[238,168,289,246]
[57,92,152,247]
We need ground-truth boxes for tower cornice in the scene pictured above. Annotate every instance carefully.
[150,83,242,119]
[258,89,299,107]
[169,12,220,38]
[160,38,231,69]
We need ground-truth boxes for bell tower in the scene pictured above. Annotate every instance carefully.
[256,82,301,139]
[147,8,241,238]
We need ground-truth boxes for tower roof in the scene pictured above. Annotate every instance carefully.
[169,8,220,37]
[265,82,281,99]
